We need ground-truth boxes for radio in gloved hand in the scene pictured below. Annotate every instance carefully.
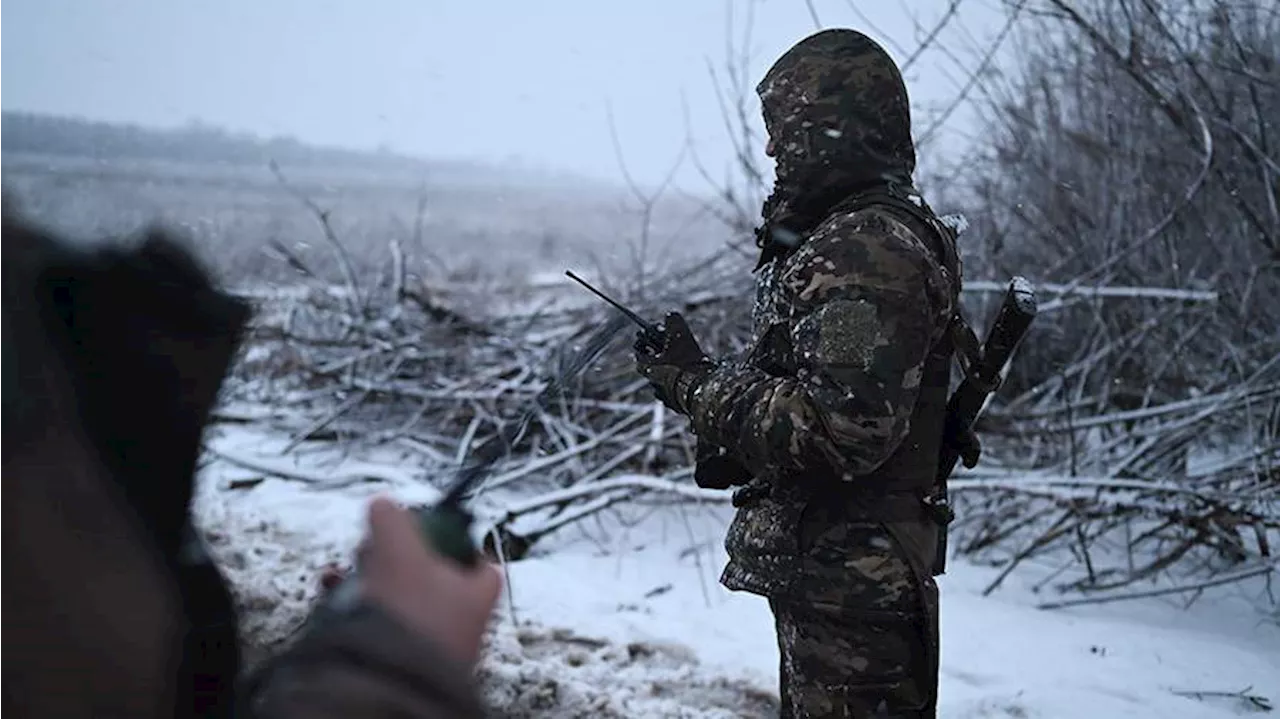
[564,271,717,416]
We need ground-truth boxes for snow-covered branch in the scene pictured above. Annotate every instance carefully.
[960,280,1218,303]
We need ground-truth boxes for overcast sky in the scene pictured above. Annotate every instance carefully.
[3,0,1009,190]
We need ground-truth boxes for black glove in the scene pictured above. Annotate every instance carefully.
[633,312,714,415]
[694,439,752,490]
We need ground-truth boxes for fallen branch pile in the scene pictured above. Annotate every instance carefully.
[953,361,1279,608]
[221,246,751,560]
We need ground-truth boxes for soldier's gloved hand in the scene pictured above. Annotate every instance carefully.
[693,439,752,489]
[633,311,715,415]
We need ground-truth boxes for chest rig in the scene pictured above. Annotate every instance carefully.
[742,185,980,554]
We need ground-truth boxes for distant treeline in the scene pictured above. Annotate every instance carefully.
[0,111,452,174]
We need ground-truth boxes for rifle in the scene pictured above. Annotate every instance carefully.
[930,277,1038,575]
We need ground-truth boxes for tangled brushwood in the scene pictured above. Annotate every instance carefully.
[216,244,756,562]
[941,0,1280,611]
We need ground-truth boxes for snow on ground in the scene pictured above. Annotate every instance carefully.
[196,423,1279,718]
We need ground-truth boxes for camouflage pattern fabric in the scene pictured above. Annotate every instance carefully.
[769,515,940,718]
[681,27,959,592]
[676,28,961,717]
[686,206,955,485]
[771,581,936,717]
[759,28,915,193]
[751,28,918,259]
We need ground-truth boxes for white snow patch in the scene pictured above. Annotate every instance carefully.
[195,424,1280,718]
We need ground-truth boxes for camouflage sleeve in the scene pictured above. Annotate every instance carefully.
[241,603,487,719]
[686,209,951,479]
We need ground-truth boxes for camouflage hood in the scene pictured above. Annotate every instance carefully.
[756,29,917,250]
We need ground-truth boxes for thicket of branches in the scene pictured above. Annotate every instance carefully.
[967,0,1278,398]
[209,0,1277,613]
[944,0,1279,607]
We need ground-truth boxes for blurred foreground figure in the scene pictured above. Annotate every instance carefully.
[1,208,500,718]
[634,30,962,717]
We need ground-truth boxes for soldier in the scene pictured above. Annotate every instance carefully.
[634,29,963,718]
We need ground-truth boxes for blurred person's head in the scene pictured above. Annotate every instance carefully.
[2,207,250,718]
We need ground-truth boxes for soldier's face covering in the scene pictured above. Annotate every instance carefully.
[756,29,918,239]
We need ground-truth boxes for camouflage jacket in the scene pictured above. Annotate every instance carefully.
[682,30,962,599]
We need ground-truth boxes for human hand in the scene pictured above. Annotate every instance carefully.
[633,312,714,413]
[359,496,503,667]
[694,440,753,490]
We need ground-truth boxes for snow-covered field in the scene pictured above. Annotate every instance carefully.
[196,423,1279,718]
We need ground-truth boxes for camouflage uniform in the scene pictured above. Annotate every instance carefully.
[641,29,962,717]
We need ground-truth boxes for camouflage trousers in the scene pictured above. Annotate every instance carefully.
[721,485,942,717]
[762,545,936,716]
[768,585,937,718]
